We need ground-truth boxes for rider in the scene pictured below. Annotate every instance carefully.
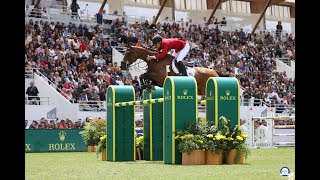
[146,35,189,76]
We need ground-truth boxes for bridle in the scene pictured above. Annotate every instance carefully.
[125,48,149,71]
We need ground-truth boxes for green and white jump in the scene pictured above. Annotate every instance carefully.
[106,76,240,164]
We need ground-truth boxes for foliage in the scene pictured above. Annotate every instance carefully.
[80,118,107,147]
[175,120,206,153]
[234,128,250,160]
[136,135,144,150]
[235,143,251,161]
[218,116,251,159]
[79,121,98,146]
[96,135,107,157]
[205,132,227,153]
[92,118,107,139]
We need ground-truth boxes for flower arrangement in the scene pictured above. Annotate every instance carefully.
[96,135,106,157]
[219,116,250,161]
[175,120,206,153]
[234,129,250,161]
[79,121,98,146]
[205,132,227,153]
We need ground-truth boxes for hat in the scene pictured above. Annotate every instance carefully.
[97,67,101,70]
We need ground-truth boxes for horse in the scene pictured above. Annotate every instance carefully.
[122,45,220,96]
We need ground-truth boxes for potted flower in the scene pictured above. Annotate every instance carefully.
[96,135,107,161]
[135,135,144,160]
[205,132,227,165]
[234,129,250,164]
[79,121,98,152]
[176,121,206,165]
[218,116,237,164]
[92,118,106,151]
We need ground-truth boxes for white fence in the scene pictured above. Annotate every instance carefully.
[244,108,295,148]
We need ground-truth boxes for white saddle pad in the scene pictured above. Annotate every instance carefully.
[171,60,195,77]
[186,67,196,77]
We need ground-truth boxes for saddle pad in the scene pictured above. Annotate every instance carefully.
[186,67,196,77]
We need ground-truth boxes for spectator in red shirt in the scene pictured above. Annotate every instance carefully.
[146,35,189,76]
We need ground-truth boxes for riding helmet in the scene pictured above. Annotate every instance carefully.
[152,35,162,45]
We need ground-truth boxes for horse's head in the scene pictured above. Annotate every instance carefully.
[122,44,149,66]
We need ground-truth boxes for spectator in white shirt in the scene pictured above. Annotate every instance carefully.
[95,67,104,76]
[93,55,99,65]
[115,75,124,86]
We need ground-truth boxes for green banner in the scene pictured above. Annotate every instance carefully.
[25,129,87,152]
[215,77,240,129]
[206,77,240,129]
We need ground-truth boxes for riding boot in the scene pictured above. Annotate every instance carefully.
[177,61,188,76]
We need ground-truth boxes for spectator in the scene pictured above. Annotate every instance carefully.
[26,81,40,105]
[220,17,227,26]
[70,0,80,19]
[276,21,283,40]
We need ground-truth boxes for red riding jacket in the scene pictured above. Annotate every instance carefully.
[155,38,186,59]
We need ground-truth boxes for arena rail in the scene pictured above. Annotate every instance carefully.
[246,109,295,148]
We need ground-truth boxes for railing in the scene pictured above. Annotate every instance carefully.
[278,58,291,66]
[25,96,51,105]
[270,104,295,115]
[199,98,265,107]
[25,4,96,24]
[78,101,106,111]
[34,70,73,101]
[239,98,265,106]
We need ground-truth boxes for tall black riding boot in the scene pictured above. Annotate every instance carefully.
[177,61,188,76]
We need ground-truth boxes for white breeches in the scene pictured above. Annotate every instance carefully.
[171,42,190,62]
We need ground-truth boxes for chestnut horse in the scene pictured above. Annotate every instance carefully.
[122,45,219,95]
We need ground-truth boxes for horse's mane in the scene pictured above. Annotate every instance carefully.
[131,46,158,55]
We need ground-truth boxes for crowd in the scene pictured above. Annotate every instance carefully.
[26,117,86,129]
[25,9,295,114]
[25,116,143,129]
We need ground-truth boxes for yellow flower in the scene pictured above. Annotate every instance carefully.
[215,135,225,141]
[175,135,180,139]
[227,137,234,141]
[207,134,213,138]
[241,133,248,138]
[236,136,243,141]
[197,140,203,144]
[186,134,194,138]
[100,135,106,141]
[180,136,186,140]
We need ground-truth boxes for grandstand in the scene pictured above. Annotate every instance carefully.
[25,0,294,146]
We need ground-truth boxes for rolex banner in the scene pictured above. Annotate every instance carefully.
[25,130,87,152]
[206,77,240,129]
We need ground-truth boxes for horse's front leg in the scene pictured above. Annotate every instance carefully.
[140,72,162,90]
